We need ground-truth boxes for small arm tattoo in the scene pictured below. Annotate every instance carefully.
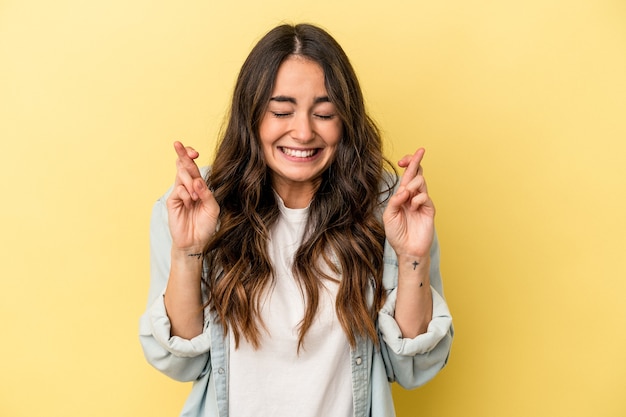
[188,252,203,260]
[412,261,424,286]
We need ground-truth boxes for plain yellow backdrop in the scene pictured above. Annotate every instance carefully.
[1,1,625,416]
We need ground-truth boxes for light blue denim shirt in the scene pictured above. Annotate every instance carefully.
[139,174,453,417]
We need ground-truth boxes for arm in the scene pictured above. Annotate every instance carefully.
[383,148,435,338]
[138,142,219,381]
[138,192,212,381]
[378,232,453,388]
[164,141,219,339]
[394,254,432,338]
[379,149,453,388]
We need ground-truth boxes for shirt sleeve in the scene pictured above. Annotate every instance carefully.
[377,231,454,389]
[138,186,212,382]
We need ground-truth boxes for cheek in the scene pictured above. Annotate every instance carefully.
[258,118,277,148]
[332,123,343,146]
[258,116,268,137]
[325,120,343,145]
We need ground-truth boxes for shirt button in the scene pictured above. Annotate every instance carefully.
[218,368,225,375]
[355,357,363,365]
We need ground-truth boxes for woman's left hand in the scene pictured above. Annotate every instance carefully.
[383,148,435,258]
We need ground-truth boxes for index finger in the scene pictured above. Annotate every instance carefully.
[399,148,425,187]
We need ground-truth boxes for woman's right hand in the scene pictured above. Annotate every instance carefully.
[166,141,220,254]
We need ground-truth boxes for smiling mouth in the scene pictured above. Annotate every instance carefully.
[279,147,320,158]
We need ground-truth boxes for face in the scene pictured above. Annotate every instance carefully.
[258,56,343,206]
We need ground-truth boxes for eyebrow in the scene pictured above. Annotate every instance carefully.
[269,95,331,104]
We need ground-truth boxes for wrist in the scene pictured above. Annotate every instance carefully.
[171,243,206,254]
[171,247,206,264]
[396,254,430,268]
[396,254,431,285]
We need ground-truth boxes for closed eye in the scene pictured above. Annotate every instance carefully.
[271,111,293,118]
[314,114,336,120]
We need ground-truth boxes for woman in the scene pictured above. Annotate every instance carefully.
[140,23,452,417]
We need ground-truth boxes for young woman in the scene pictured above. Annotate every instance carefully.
[140,23,453,417]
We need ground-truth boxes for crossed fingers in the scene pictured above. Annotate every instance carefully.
[172,141,204,206]
[397,148,429,209]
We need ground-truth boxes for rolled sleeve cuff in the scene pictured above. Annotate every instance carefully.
[378,287,452,356]
[148,292,212,358]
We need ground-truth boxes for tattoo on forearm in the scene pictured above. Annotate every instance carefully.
[188,252,203,260]
[412,260,424,286]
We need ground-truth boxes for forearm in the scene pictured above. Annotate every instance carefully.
[164,249,205,339]
[394,254,433,338]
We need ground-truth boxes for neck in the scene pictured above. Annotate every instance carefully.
[275,189,313,209]
[272,179,318,209]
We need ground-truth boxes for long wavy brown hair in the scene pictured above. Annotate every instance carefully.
[203,23,397,350]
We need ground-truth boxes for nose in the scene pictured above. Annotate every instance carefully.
[290,112,315,142]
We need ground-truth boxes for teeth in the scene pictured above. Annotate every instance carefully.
[282,147,316,158]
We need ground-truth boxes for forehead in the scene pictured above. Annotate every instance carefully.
[271,56,327,96]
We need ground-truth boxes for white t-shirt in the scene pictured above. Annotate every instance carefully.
[228,197,354,417]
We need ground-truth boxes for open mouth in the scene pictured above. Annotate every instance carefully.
[279,147,320,158]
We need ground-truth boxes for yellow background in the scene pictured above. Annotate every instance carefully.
[1,0,625,416]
